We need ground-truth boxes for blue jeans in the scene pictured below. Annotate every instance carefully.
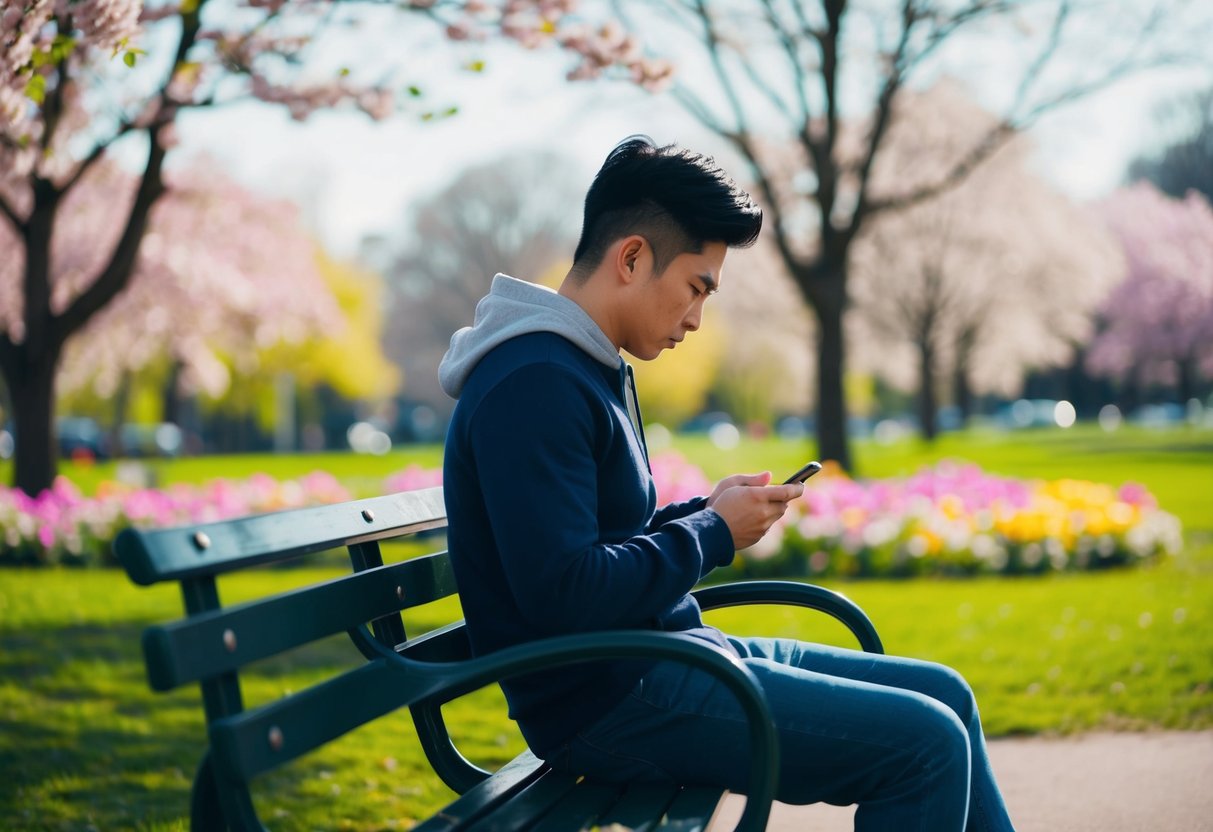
[546,637,1014,832]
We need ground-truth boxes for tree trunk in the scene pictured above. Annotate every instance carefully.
[107,371,132,457]
[2,343,61,495]
[162,360,183,427]
[953,327,977,427]
[1177,355,1195,404]
[953,363,972,427]
[4,176,62,495]
[800,265,851,471]
[917,338,938,441]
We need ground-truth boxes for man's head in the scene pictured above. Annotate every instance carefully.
[570,136,763,280]
[562,137,762,360]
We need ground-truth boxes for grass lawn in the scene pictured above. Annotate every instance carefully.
[1,425,1210,829]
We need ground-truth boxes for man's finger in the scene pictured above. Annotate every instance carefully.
[759,483,804,501]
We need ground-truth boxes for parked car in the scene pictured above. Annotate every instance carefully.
[57,417,109,461]
[996,399,1060,429]
[119,422,184,458]
[1129,403,1187,428]
[679,411,735,434]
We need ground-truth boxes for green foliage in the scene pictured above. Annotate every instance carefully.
[22,74,45,104]
[186,252,399,431]
[285,253,402,402]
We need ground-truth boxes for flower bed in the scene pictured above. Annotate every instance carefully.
[0,454,1182,574]
[0,472,352,566]
[730,459,1182,579]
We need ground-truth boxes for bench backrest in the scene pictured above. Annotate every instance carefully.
[114,486,470,829]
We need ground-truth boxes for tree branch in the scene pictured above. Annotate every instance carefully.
[729,130,810,279]
[53,126,169,343]
[670,85,730,136]
[51,0,210,346]
[1008,0,1071,116]
[870,0,1176,217]
[707,3,796,124]
[843,0,918,247]
[693,0,752,137]
[57,119,140,194]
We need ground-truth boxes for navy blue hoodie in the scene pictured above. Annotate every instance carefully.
[439,275,736,756]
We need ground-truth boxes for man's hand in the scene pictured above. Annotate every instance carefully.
[707,472,804,551]
[707,472,771,506]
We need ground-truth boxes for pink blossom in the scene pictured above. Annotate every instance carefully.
[384,465,443,493]
[68,0,143,52]
[648,451,711,505]
[1088,184,1213,387]
[1117,482,1156,509]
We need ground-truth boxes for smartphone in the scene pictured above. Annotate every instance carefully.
[783,460,823,484]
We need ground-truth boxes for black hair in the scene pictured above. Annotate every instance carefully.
[570,136,762,278]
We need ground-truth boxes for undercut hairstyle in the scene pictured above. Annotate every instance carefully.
[570,136,763,280]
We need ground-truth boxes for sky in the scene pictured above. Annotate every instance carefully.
[172,6,1213,258]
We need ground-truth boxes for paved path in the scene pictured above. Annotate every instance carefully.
[714,731,1213,831]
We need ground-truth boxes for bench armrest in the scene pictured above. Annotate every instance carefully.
[210,630,778,832]
[693,580,885,654]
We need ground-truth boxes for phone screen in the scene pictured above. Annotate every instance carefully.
[783,460,823,485]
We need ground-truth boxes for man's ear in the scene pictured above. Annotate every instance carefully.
[616,236,647,283]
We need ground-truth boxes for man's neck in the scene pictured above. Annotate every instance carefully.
[559,270,623,352]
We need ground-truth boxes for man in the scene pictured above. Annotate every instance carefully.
[440,137,1014,831]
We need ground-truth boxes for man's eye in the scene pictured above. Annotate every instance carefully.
[690,284,702,297]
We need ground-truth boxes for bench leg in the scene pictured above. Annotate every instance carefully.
[192,749,267,831]
[191,752,228,832]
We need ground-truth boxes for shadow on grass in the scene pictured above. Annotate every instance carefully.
[0,616,457,830]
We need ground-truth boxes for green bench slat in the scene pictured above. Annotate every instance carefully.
[398,620,472,664]
[529,781,623,831]
[412,751,549,832]
[655,786,727,831]
[461,769,580,832]
[210,657,431,781]
[116,487,446,585]
[142,553,458,691]
[595,782,681,831]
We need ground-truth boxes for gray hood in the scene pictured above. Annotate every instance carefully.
[439,274,621,399]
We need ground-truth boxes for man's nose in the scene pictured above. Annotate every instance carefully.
[684,301,703,331]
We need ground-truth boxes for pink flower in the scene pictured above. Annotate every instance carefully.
[384,464,443,494]
[649,451,711,505]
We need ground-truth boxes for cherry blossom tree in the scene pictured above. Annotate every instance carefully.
[1086,183,1213,403]
[849,83,1122,438]
[0,0,665,494]
[622,0,1207,469]
[35,159,340,406]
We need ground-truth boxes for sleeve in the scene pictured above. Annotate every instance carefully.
[647,498,709,530]
[647,498,733,580]
[469,364,733,634]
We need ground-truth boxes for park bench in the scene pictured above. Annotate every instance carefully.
[115,486,885,831]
